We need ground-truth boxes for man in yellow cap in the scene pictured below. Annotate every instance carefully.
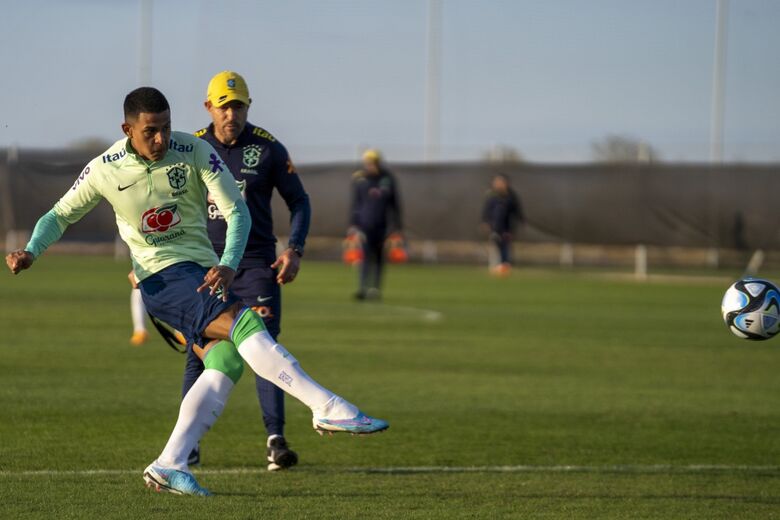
[348,149,403,300]
[186,71,312,470]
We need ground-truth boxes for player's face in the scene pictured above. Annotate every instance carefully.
[208,100,248,145]
[122,110,171,162]
[363,159,380,175]
[492,176,508,192]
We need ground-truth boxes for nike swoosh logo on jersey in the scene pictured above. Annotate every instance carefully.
[257,296,273,303]
[118,181,139,191]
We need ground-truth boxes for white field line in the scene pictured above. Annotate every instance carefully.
[2,465,780,478]
[587,272,732,285]
[378,304,444,322]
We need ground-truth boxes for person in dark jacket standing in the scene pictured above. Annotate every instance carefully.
[348,149,402,300]
[191,71,311,470]
[482,174,523,276]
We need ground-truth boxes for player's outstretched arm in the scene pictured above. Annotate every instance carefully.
[5,250,34,274]
[7,205,79,275]
[10,162,103,276]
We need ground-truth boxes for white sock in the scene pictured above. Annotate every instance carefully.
[156,369,234,471]
[236,331,359,420]
[130,288,146,332]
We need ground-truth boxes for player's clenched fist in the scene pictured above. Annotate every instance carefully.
[5,250,34,274]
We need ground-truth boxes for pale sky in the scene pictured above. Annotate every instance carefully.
[1,0,778,163]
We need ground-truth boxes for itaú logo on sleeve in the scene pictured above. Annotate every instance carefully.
[141,204,181,233]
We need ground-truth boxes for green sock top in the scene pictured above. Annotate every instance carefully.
[203,340,244,384]
[230,307,267,347]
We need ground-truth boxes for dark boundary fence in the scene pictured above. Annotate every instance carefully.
[2,149,778,255]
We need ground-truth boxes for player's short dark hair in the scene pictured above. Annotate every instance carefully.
[124,87,170,120]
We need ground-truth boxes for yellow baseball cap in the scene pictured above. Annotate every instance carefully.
[207,71,251,107]
[362,149,382,162]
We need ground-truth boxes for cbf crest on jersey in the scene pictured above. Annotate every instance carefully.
[243,144,263,168]
[167,166,187,190]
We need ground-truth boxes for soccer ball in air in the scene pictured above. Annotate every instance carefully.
[721,278,780,340]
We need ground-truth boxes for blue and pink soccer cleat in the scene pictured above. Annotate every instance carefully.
[313,411,389,435]
[143,462,210,496]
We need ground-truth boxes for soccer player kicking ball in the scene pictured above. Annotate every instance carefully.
[5,87,388,497]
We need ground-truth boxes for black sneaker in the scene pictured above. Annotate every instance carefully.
[187,445,200,467]
[266,436,298,471]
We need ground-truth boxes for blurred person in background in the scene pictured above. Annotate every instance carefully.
[187,70,311,471]
[128,271,186,347]
[129,272,149,345]
[348,149,403,300]
[481,174,523,276]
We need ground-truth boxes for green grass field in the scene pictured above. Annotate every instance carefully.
[2,256,780,519]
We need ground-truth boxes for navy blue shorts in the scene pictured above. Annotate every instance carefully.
[231,264,281,339]
[139,261,239,347]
